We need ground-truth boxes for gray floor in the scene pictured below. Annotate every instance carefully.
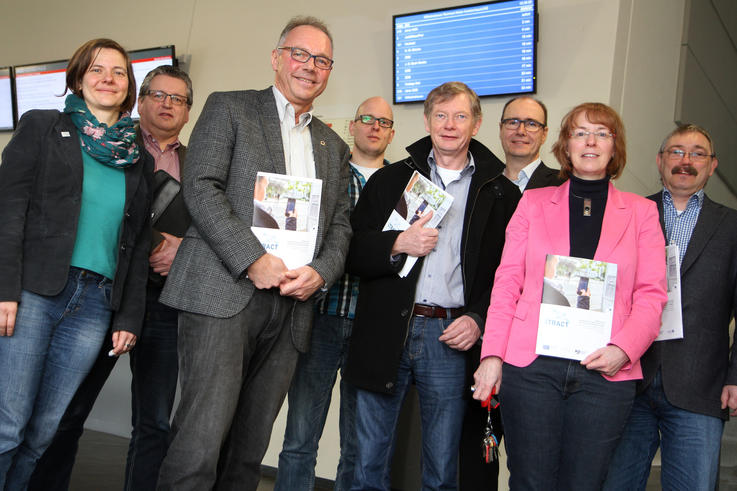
[69,429,737,490]
[69,430,312,491]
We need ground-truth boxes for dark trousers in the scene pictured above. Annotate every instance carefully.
[500,356,635,491]
[459,344,503,491]
[157,288,300,491]
[28,286,179,491]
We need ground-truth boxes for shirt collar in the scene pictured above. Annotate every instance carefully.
[662,187,704,209]
[427,149,476,177]
[140,126,181,152]
[518,158,542,181]
[272,85,313,129]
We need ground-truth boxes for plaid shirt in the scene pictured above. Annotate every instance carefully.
[317,160,387,318]
[662,187,704,264]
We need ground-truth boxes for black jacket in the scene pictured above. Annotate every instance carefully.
[0,110,153,335]
[640,192,737,419]
[344,136,520,394]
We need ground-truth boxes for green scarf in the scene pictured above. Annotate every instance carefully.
[63,94,139,168]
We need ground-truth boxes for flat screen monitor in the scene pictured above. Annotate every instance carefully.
[13,45,176,123]
[14,59,68,121]
[129,45,176,119]
[0,66,13,130]
[393,0,537,104]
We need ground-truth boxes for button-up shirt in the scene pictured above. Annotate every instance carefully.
[317,160,388,318]
[662,187,704,263]
[141,127,182,181]
[272,86,315,179]
[414,150,475,308]
[509,158,542,192]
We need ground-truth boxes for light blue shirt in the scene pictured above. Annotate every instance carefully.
[414,150,475,308]
[509,158,542,192]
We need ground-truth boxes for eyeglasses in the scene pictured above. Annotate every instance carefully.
[145,90,189,107]
[501,118,545,133]
[570,130,615,141]
[277,46,334,70]
[355,114,394,128]
[661,148,714,162]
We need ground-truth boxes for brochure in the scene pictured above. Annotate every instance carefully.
[536,254,617,360]
[250,172,322,269]
[382,170,454,277]
[655,244,684,341]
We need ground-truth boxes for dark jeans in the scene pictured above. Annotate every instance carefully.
[28,285,179,491]
[125,286,179,491]
[459,345,503,491]
[603,370,724,491]
[157,289,300,491]
[500,356,635,491]
[275,313,357,491]
[351,316,467,491]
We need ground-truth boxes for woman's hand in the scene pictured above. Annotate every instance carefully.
[581,345,630,377]
[111,330,138,356]
[473,356,503,401]
[0,301,18,336]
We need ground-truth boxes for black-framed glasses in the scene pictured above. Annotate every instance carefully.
[145,90,189,107]
[501,118,545,133]
[661,148,714,162]
[277,46,334,70]
[355,114,394,128]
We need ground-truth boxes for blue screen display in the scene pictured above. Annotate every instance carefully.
[394,0,537,104]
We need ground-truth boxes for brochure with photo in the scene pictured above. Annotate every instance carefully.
[251,172,322,269]
[536,254,617,360]
[382,170,454,277]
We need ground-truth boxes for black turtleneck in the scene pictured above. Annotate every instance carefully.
[568,174,609,259]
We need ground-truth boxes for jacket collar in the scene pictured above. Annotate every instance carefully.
[404,136,505,181]
[544,180,632,260]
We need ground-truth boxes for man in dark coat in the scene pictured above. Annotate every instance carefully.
[344,82,519,490]
[605,124,737,490]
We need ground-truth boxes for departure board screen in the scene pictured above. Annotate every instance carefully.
[393,0,537,104]
[0,67,13,130]
[14,59,68,120]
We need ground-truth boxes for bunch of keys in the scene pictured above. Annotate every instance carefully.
[481,387,500,463]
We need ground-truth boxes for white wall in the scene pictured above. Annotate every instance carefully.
[1,0,732,483]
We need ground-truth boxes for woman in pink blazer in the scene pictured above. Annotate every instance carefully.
[473,103,667,490]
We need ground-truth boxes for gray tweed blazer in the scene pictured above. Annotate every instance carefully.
[160,87,351,352]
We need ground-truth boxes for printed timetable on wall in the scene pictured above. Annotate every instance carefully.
[393,0,537,104]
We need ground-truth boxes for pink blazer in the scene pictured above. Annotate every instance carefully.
[480,181,667,381]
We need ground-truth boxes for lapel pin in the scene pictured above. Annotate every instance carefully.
[61,131,70,137]
[320,140,326,146]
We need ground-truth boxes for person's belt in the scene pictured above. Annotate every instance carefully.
[412,303,464,319]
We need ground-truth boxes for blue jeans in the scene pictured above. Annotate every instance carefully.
[351,316,467,491]
[603,370,724,491]
[275,312,356,491]
[500,356,635,491]
[0,268,112,490]
[125,285,179,491]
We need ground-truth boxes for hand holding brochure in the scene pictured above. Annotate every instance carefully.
[382,171,454,277]
[250,172,322,269]
[536,254,617,360]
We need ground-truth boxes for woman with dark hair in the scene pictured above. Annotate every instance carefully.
[0,38,152,488]
[472,102,667,489]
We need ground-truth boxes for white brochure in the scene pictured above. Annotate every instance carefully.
[382,170,454,277]
[250,172,322,270]
[655,244,684,341]
[536,254,618,361]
